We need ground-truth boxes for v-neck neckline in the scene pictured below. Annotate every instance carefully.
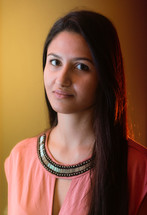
[52,177,73,215]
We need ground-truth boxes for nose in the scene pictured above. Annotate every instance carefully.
[55,66,72,87]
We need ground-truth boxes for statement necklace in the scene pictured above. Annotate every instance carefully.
[37,134,95,178]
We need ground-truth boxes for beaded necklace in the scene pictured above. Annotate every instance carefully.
[37,134,95,177]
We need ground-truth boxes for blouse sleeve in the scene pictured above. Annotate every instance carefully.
[127,139,147,215]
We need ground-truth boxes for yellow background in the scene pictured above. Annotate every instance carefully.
[0,0,147,213]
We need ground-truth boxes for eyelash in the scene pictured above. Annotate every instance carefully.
[49,59,90,72]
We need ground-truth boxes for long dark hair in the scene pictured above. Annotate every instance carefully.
[43,10,128,215]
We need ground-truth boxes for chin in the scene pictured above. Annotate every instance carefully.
[52,107,76,114]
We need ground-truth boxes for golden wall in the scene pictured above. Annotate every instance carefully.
[0,0,147,213]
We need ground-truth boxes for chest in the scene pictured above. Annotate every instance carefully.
[9,172,92,215]
[52,179,72,215]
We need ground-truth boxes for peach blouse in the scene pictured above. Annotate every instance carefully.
[5,131,147,215]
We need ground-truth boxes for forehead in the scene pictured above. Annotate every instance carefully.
[47,31,92,58]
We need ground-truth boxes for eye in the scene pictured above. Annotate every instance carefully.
[76,63,89,71]
[50,59,61,66]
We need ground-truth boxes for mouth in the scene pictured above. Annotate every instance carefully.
[53,89,74,99]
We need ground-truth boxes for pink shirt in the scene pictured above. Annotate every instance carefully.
[5,131,92,215]
[5,131,147,215]
[127,139,147,214]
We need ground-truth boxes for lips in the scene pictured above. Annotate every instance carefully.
[53,89,74,98]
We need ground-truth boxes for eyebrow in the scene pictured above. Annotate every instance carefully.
[47,53,62,59]
[47,53,94,65]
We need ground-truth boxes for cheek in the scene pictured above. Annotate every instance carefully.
[76,78,98,104]
[80,78,98,95]
[44,69,52,89]
[44,72,52,102]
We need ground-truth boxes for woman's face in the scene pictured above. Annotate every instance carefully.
[44,31,98,114]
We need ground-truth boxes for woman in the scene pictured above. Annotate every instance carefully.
[5,10,147,215]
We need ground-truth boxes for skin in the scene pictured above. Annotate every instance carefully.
[44,31,98,215]
[44,31,98,115]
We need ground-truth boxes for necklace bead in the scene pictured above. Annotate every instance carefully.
[37,134,95,178]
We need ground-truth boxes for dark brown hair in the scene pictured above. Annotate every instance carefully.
[43,10,128,215]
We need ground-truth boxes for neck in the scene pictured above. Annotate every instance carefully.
[48,109,95,164]
[51,109,95,148]
[62,110,94,140]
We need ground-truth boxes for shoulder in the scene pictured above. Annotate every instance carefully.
[127,138,147,189]
[127,138,147,180]
[128,138,147,157]
[127,138,147,170]
[6,130,49,159]
[7,135,38,160]
[4,132,47,181]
